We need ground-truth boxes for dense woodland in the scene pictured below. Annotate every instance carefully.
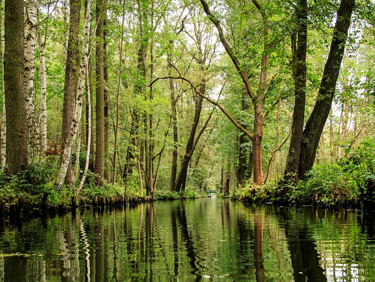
[0,0,375,207]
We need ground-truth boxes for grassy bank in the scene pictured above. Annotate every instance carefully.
[231,139,375,209]
[0,162,202,219]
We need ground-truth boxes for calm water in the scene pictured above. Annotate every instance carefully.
[0,198,375,281]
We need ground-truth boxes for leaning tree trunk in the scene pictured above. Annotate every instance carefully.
[283,0,308,184]
[55,0,93,189]
[174,86,205,193]
[167,40,178,191]
[4,0,28,175]
[298,0,355,180]
[24,0,41,159]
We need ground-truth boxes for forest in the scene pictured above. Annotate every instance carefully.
[0,0,375,211]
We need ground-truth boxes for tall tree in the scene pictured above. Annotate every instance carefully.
[200,0,272,186]
[95,0,105,185]
[4,0,28,174]
[283,0,308,184]
[298,0,355,180]
[0,0,5,168]
[24,0,41,159]
[55,0,93,188]
[61,0,81,184]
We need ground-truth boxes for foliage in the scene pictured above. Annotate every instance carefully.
[155,191,179,200]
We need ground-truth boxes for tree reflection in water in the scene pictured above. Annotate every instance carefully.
[1,200,375,281]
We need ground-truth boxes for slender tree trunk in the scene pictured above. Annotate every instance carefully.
[62,0,81,184]
[103,0,110,183]
[95,0,105,185]
[4,0,28,175]
[76,67,92,195]
[168,41,178,191]
[237,88,250,187]
[298,0,355,179]
[62,0,69,59]
[0,0,5,168]
[24,0,41,159]
[175,87,204,192]
[38,32,47,154]
[252,101,263,185]
[55,0,93,188]
[113,0,126,183]
[283,0,307,184]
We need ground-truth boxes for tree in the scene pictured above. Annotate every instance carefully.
[298,0,355,180]
[24,0,41,159]
[4,0,28,175]
[283,0,308,184]
[61,0,81,184]
[200,0,275,186]
[95,0,106,186]
[55,0,94,188]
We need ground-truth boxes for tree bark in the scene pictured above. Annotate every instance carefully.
[38,31,48,154]
[76,65,92,195]
[95,0,105,185]
[174,87,204,192]
[113,0,126,184]
[24,0,41,159]
[237,88,250,187]
[103,0,110,183]
[167,41,179,191]
[283,0,307,184]
[55,0,93,189]
[298,0,355,180]
[62,0,81,184]
[0,0,5,168]
[4,0,28,175]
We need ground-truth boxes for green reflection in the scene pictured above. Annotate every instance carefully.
[0,200,374,281]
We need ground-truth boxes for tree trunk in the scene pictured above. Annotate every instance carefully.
[113,0,126,184]
[174,88,204,193]
[4,0,28,175]
[95,0,105,185]
[298,0,355,179]
[62,0,81,184]
[76,65,92,196]
[55,0,93,189]
[168,41,178,191]
[38,32,47,154]
[252,101,263,186]
[237,88,250,187]
[283,0,307,184]
[103,0,110,183]
[0,0,5,168]
[24,0,41,159]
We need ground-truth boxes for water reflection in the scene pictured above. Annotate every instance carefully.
[0,199,375,281]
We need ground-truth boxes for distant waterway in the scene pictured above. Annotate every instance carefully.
[0,198,375,281]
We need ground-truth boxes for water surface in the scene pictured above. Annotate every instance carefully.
[0,198,375,281]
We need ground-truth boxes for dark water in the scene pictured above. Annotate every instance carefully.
[1,198,375,281]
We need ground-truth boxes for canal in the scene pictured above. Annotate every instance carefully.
[0,198,375,281]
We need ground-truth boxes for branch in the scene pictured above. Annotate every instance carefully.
[199,0,256,100]
[150,76,254,140]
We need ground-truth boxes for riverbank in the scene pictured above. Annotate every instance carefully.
[0,185,203,220]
